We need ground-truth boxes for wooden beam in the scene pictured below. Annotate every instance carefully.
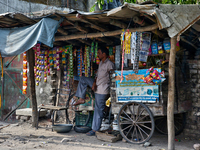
[78,39,91,46]
[74,22,90,33]
[141,13,157,23]
[78,17,108,32]
[55,24,158,41]
[63,26,76,30]
[96,38,113,45]
[57,27,68,35]
[27,49,38,128]
[180,36,197,49]
[133,16,165,38]
[64,18,74,26]
[167,36,177,150]
[110,19,127,29]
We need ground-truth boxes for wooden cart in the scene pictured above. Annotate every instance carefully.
[109,65,191,144]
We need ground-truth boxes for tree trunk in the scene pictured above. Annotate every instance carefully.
[27,49,38,127]
[167,36,177,150]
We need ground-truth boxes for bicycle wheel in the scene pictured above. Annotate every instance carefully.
[65,93,76,124]
[65,93,92,126]
[118,102,155,144]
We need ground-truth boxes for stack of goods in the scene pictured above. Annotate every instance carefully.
[142,67,165,85]
[23,52,27,94]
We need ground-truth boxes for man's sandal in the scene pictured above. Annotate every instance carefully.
[86,130,96,136]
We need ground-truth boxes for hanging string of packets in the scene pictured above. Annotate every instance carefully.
[125,31,131,54]
[90,42,94,77]
[62,45,73,88]
[23,52,27,94]
[84,46,90,77]
[77,48,83,77]
[133,32,140,73]
[68,46,73,81]
[120,30,125,83]
[109,46,115,63]
[33,43,51,86]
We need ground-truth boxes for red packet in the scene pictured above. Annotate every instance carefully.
[151,69,161,80]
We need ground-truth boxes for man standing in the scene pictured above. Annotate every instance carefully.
[73,47,114,136]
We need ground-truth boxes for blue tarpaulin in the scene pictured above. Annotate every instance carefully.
[0,18,59,57]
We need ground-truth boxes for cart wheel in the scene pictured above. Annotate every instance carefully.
[118,102,155,144]
[155,113,186,135]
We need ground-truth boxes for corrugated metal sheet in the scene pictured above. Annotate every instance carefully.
[107,3,200,38]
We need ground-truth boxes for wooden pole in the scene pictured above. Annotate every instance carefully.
[53,70,61,122]
[167,36,177,150]
[55,24,158,41]
[27,49,38,127]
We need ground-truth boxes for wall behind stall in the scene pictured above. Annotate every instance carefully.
[0,0,91,14]
[0,54,31,121]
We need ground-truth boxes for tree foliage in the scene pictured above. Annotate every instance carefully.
[90,0,199,12]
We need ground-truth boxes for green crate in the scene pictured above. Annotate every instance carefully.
[75,111,93,128]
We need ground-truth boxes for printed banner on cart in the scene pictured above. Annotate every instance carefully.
[115,69,161,102]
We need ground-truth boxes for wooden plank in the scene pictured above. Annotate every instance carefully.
[96,131,122,143]
[167,36,177,150]
[55,24,158,41]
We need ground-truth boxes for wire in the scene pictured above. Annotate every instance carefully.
[0,1,24,13]
[126,16,133,31]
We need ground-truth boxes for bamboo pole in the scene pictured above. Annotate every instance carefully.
[27,49,38,128]
[55,24,158,41]
[167,36,177,150]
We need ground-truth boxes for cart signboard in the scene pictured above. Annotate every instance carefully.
[115,69,161,103]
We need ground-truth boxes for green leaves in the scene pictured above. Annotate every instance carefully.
[89,0,199,12]
[89,3,96,12]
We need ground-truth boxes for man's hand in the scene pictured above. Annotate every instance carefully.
[92,82,97,92]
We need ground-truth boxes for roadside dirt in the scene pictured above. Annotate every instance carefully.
[0,120,199,150]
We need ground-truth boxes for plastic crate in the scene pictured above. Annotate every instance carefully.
[75,111,93,128]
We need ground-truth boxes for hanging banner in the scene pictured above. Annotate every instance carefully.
[115,69,161,103]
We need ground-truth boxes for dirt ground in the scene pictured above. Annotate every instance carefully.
[0,120,199,150]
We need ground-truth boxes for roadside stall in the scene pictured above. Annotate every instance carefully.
[0,2,200,149]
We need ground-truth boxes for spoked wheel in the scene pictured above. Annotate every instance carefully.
[155,113,186,135]
[66,93,76,124]
[118,102,155,144]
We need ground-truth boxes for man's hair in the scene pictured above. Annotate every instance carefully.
[100,47,109,56]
